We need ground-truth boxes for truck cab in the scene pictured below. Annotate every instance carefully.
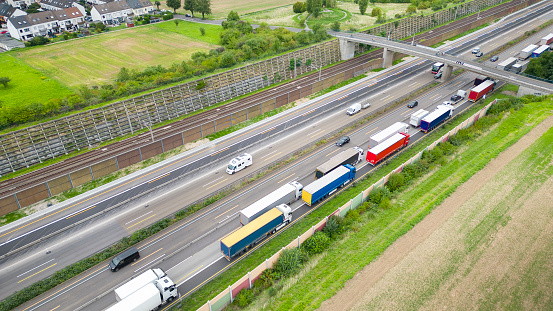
[289,181,303,200]
[226,153,252,174]
[275,204,292,230]
[156,276,178,303]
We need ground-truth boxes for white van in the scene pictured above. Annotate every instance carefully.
[472,47,480,54]
[346,103,361,116]
[226,153,252,174]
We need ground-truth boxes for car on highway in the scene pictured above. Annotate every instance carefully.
[336,136,350,147]
[475,51,484,57]
[472,47,480,54]
[450,94,463,102]
[407,100,419,108]
[442,101,453,106]
[490,56,499,62]
[434,72,442,79]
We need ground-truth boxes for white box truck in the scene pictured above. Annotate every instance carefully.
[106,274,178,311]
[409,109,430,127]
[239,181,303,225]
[369,122,409,148]
[497,57,517,71]
[520,44,538,60]
[115,268,166,301]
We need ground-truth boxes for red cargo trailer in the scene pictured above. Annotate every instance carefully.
[366,133,410,166]
[468,80,495,102]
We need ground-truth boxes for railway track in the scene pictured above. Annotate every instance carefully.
[0,0,534,201]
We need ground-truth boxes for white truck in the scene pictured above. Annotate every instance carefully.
[519,44,538,60]
[226,153,252,174]
[409,109,430,127]
[107,269,178,311]
[239,181,303,225]
[497,57,518,71]
[115,268,166,301]
[369,122,409,148]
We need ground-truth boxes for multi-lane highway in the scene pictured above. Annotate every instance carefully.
[5,2,553,310]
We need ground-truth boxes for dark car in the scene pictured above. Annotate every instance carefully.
[490,56,499,62]
[407,100,418,108]
[336,136,350,147]
[109,247,140,272]
[185,13,192,17]
[475,51,484,57]
[434,72,442,79]
[451,94,462,102]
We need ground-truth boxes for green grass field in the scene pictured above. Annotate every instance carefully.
[9,21,221,88]
[0,54,73,107]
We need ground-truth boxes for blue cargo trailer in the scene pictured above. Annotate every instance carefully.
[302,164,356,206]
[420,105,453,133]
[221,205,292,260]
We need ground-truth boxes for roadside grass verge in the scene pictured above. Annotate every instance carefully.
[237,98,553,310]
[174,90,531,310]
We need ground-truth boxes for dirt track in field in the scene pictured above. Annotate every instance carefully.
[319,115,553,310]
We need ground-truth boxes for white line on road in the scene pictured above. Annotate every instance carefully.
[125,211,153,225]
[202,176,223,187]
[134,254,166,273]
[176,257,222,286]
[260,150,279,158]
[17,258,56,278]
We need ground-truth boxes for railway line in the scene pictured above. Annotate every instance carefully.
[0,0,535,203]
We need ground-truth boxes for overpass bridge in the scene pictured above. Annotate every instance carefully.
[331,31,553,95]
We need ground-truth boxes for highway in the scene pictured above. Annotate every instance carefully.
[5,2,553,310]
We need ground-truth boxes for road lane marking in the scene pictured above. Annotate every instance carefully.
[18,263,57,283]
[260,150,278,158]
[17,258,56,278]
[278,173,295,183]
[215,205,240,219]
[401,110,411,115]
[65,206,95,220]
[126,214,156,229]
[309,130,325,138]
[176,265,204,284]
[325,149,340,157]
[148,173,170,183]
[264,152,282,162]
[202,176,223,187]
[133,254,165,272]
[206,178,228,190]
[365,127,378,135]
[124,211,154,225]
[430,93,441,100]
[131,248,163,266]
[210,147,229,156]
[49,306,60,311]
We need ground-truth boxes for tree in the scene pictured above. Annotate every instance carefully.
[195,0,211,19]
[184,0,195,16]
[26,3,40,13]
[166,0,181,13]
[312,0,322,17]
[293,1,304,13]
[406,5,417,13]
[200,27,205,35]
[117,67,131,82]
[227,10,239,21]
[359,0,369,15]
[174,19,180,27]
[305,0,313,13]
[331,21,340,31]
[371,7,381,17]
[154,0,161,10]
[0,77,10,88]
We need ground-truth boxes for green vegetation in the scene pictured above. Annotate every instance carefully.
[525,51,553,80]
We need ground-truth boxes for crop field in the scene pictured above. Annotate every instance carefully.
[9,21,221,88]
[243,5,300,28]
[209,0,298,20]
[337,2,413,30]
[0,54,73,107]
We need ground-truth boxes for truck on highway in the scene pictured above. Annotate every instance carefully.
[409,109,430,127]
[315,147,363,179]
[221,204,292,260]
[419,105,453,133]
[115,268,167,301]
[473,75,490,87]
[239,181,303,225]
[540,33,553,46]
[497,57,517,71]
[366,132,410,165]
[106,271,177,311]
[532,45,549,58]
[511,63,524,73]
[468,79,495,102]
[520,44,538,60]
[302,165,356,206]
[369,122,409,148]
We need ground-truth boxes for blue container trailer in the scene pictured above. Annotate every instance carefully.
[221,205,292,260]
[420,105,453,133]
[302,164,356,206]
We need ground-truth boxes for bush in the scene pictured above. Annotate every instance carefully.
[162,12,173,20]
[273,248,308,278]
[331,21,340,31]
[323,215,344,239]
[406,5,417,13]
[234,288,255,307]
[200,27,205,35]
[371,7,382,17]
[302,231,331,255]
[386,172,405,192]
[369,186,391,205]
[293,1,304,13]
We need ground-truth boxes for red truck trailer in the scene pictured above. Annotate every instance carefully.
[468,80,495,102]
[366,133,410,166]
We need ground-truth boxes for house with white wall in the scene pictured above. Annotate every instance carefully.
[38,0,86,16]
[90,1,131,24]
[7,7,84,40]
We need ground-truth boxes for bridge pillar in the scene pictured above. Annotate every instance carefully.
[383,48,394,68]
[441,64,453,81]
[339,38,355,60]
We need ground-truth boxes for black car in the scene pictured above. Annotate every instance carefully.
[451,94,462,102]
[185,13,192,17]
[407,100,418,108]
[336,136,350,147]
[490,56,499,62]
[475,51,484,57]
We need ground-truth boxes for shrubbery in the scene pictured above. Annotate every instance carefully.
[301,231,331,254]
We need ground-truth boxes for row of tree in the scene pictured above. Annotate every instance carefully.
[166,0,212,18]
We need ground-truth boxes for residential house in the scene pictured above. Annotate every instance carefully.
[0,3,26,25]
[90,1,131,24]
[125,0,151,17]
[7,7,84,40]
[6,0,34,10]
[38,0,86,16]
